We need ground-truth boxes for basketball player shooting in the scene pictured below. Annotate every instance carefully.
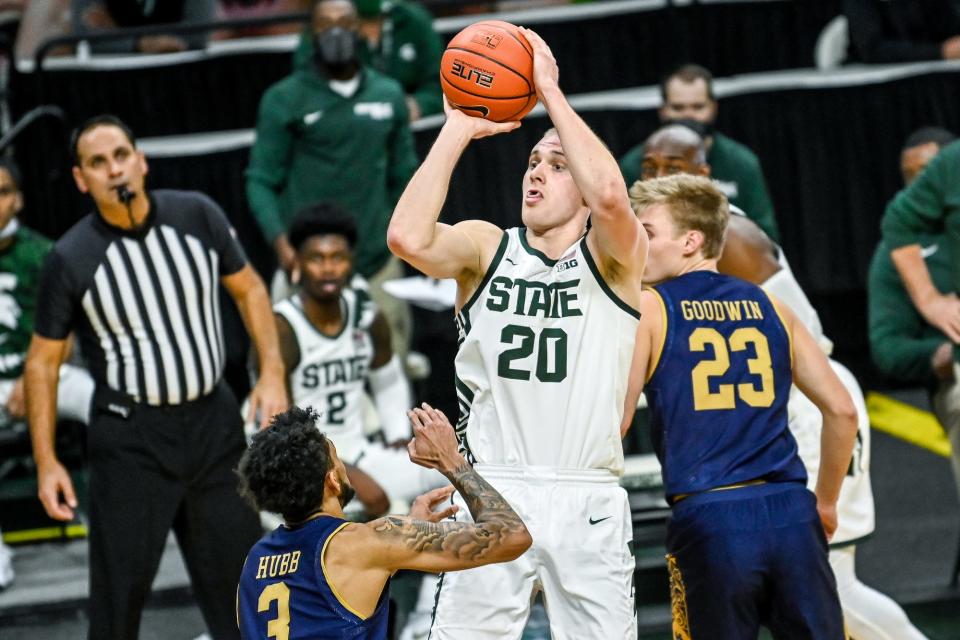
[388,27,647,639]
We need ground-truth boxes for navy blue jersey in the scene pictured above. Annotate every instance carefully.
[646,271,807,499]
[238,515,389,640]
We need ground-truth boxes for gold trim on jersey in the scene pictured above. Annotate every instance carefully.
[666,553,692,640]
[763,291,794,369]
[671,478,767,504]
[646,287,669,383]
[320,522,368,620]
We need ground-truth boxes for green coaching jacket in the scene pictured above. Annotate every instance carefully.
[620,132,780,242]
[246,52,417,278]
[868,235,951,387]
[882,140,960,297]
[294,0,443,117]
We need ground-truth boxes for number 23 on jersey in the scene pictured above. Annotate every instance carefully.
[689,327,775,411]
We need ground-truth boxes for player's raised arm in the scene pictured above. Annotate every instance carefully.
[774,298,858,540]
[347,405,532,573]
[387,104,516,284]
[520,27,647,278]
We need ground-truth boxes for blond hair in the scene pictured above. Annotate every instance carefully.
[629,174,729,259]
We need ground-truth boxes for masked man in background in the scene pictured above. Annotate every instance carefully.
[247,0,418,357]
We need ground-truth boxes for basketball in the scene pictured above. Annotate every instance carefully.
[440,21,537,122]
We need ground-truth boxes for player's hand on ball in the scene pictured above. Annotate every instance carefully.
[443,96,520,140]
[409,485,459,522]
[518,27,559,100]
[407,402,463,472]
[816,500,838,542]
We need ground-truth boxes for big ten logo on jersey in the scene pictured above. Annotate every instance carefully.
[255,551,301,580]
[302,356,369,389]
[352,329,367,351]
[486,277,582,319]
[450,59,494,88]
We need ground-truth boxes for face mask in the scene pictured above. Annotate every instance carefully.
[663,117,715,138]
[313,27,358,71]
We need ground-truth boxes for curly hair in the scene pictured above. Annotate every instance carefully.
[237,406,333,522]
[288,201,358,252]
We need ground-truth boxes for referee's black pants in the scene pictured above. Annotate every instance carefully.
[86,382,262,640]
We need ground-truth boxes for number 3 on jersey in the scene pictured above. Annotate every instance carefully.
[258,582,290,639]
[689,327,775,410]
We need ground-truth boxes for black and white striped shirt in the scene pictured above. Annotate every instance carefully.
[35,190,247,406]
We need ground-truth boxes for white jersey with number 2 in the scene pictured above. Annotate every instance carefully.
[274,290,375,464]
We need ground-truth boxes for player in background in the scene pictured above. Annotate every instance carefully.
[720,215,927,639]
[237,404,531,639]
[625,174,856,638]
[637,123,926,639]
[0,157,95,590]
[265,204,446,508]
[388,27,647,639]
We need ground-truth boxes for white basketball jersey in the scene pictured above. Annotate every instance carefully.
[454,228,639,475]
[761,263,874,543]
[275,290,377,464]
[766,250,833,355]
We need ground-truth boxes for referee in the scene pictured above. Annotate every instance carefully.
[24,115,288,640]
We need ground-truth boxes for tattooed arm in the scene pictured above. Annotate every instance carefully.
[365,460,531,571]
[369,404,531,572]
[331,404,531,574]
[322,405,530,617]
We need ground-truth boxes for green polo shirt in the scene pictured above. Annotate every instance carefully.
[882,140,960,296]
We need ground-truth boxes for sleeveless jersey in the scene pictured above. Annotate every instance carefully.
[646,271,807,498]
[275,290,376,464]
[766,248,833,355]
[760,259,874,543]
[238,515,389,640]
[454,228,639,474]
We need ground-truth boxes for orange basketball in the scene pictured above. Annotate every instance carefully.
[440,21,537,123]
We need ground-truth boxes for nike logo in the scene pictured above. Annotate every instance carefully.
[589,516,611,525]
[448,101,489,118]
[921,244,939,259]
[303,110,323,125]
[505,257,517,265]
